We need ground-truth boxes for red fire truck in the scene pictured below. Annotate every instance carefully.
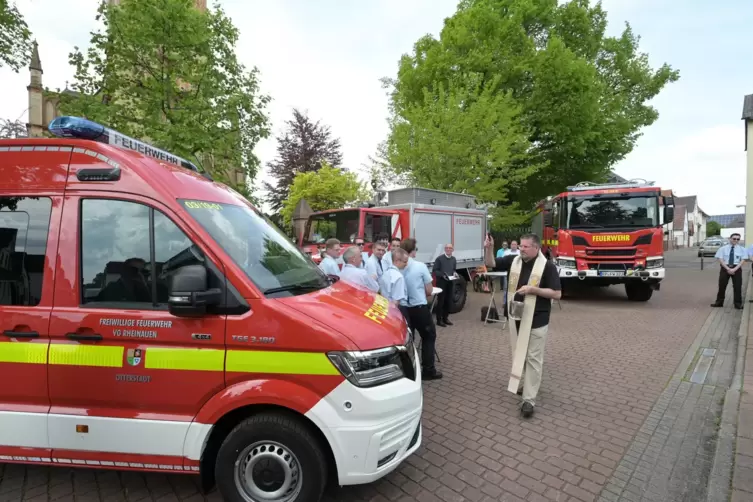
[298,188,489,313]
[532,179,674,302]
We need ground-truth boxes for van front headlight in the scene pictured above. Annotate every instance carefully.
[328,346,408,387]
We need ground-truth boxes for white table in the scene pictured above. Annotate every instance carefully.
[482,271,508,327]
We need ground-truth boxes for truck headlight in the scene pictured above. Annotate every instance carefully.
[557,257,576,269]
[646,258,663,269]
[328,346,408,387]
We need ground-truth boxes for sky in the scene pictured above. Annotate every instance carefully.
[1,0,751,216]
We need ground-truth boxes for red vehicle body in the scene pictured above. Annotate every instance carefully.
[298,191,489,314]
[0,117,422,502]
[532,180,674,302]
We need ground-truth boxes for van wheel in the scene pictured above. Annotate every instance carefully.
[215,412,327,502]
[449,275,467,313]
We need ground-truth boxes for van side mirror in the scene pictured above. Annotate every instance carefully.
[168,264,222,317]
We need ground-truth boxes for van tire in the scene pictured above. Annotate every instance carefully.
[449,275,467,313]
[215,412,328,502]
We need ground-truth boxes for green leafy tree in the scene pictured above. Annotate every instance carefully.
[281,163,369,227]
[59,0,270,199]
[384,0,679,224]
[706,220,721,237]
[0,0,32,72]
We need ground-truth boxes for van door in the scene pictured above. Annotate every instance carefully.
[0,195,59,460]
[47,194,226,464]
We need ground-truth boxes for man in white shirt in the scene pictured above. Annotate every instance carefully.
[504,240,520,256]
[339,246,380,292]
[380,247,409,302]
[318,238,341,276]
[353,237,369,268]
[712,233,748,309]
[383,236,401,269]
[365,241,387,283]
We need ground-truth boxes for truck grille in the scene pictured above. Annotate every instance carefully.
[586,248,637,257]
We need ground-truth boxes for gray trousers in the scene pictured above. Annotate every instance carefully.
[509,325,550,406]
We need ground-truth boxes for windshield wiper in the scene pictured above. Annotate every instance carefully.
[263,283,327,295]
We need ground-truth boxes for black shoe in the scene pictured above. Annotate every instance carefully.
[423,369,443,380]
[711,303,723,307]
[735,304,743,310]
[516,388,523,396]
[436,320,447,327]
[444,319,453,326]
[521,402,534,418]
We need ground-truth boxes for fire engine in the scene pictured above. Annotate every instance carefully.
[532,179,674,301]
[299,188,489,313]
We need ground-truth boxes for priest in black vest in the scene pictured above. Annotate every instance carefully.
[433,243,457,327]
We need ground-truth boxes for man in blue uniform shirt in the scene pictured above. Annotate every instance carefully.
[339,247,380,293]
[400,238,442,380]
[318,238,341,276]
[711,233,747,309]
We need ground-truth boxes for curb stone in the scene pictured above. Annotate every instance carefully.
[706,276,751,502]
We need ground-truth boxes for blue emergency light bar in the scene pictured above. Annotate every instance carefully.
[48,116,201,173]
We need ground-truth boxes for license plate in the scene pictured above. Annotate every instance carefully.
[600,271,625,277]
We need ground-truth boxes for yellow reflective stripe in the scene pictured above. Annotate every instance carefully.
[49,344,123,367]
[0,341,47,364]
[145,347,224,372]
[227,350,338,375]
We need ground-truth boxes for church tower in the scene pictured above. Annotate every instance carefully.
[26,41,44,137]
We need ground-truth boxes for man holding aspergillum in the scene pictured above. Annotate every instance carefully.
[484,233,561,418]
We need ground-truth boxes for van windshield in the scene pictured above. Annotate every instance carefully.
[180,200,328,294]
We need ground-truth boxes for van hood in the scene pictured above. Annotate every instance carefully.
[278,280,408,351]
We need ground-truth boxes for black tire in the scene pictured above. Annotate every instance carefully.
[449,275,467,314]
[625,282,653,302]
[215,412,328,502]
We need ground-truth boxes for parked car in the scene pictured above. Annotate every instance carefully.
[698,237,724,257]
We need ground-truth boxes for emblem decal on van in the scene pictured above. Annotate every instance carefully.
[126,349,142,366]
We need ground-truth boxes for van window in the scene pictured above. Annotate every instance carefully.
[0,196,52,306]
[180,200,328,294]
[80,199,203,307]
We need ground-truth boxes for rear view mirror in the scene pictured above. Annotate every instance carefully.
[168,264,221,317]
[664,206,674,226]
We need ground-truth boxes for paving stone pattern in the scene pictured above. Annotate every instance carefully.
[732,296,753,501]
[599,274,746,502]
[0,250,726,501]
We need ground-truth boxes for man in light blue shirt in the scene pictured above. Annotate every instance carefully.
[383,236,401,270]
[339,246,380,293]
[318,238,341,276]
[399,238,442,381]
[380,247,409,303]
[496,240,509,258]
[712,233,747,309]
[353,237,369,269]
[365,241,387,282]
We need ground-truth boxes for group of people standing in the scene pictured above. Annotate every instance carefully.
[317,235,444,381]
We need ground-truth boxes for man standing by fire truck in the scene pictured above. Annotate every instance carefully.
[484,234,561,418]
[433,243,457,327]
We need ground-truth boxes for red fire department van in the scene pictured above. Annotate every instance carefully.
[0,116,422,502]
[532,179,674,301]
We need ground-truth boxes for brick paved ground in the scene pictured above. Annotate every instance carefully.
[0,250,728,501]
[599,268,746,502]
[732,283,753,502]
